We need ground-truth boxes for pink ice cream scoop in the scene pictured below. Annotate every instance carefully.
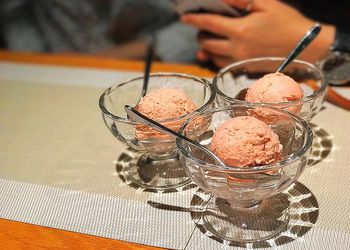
[245,72,303,103]
[136,88,198,139]
[137,88,197,120]
[210,116,282,167]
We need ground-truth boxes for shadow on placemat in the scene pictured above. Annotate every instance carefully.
[308,123,333,167]
[115,147,196,193]
[148,182,319,249]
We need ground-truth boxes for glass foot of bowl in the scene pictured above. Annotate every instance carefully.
[99,73,216,192]
[177,106,313,244]
[202,194,290,243]
[117,149,191,191]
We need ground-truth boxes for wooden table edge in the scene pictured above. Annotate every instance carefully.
[0,50,212,249]
[0,218,163,250]
[0,50,215,77]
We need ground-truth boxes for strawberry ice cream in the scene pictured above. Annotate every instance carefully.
[136,88,198,139]
[210,116,282,167]
[245,72,303,103]
[137,88,197,120]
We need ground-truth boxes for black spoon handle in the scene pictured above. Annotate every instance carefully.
[124,105,227,168]
[141,37,155,97]
[277,23,321,72]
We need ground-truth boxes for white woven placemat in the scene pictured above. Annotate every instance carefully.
[0,62,349,249]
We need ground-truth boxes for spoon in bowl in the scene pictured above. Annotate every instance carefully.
[140,36,155,98]
[276,23,321,72]
[234,23,322,100]
[124,105,228,169]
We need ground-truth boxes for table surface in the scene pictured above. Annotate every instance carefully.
[1,50,350,250]
[0,50,214,250]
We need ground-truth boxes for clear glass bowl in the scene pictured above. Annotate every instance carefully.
[177,105,313,242]
[213,57,327,121]
[99,73,216,191]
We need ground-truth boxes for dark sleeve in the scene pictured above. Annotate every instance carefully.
[332,27,350,53]
[107,0,177,44]
[155,22,198,63]
[0,0,47,51]
[0,22,4,48]
[290,0,350,53]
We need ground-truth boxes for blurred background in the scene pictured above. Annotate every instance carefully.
[0,0,198,63]
[0,0,349,67]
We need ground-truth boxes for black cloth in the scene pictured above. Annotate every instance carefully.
[296,0,350,28]
[289,0,350,52]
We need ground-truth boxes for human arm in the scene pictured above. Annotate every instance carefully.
[182,0,336,68]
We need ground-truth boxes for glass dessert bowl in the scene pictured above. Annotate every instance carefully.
[177,105,313,242]
[213,57,327,121]
[99,73,215,191]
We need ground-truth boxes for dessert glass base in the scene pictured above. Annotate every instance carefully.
[99,73,216,191]
[190,182,318,247]
[117,148,191,191]
[177,105,313,243]
[202,194,290,243]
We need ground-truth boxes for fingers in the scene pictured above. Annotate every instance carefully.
[223,0,277,12]
[197,51,211,62]
[197,31,225,41]
[197,32,232,57]
[200,39,233,57]
[224,0,257,11]
[211,55,235,68]
[182,14,238,37]
[197,51,233,68]
[197,50,235,68]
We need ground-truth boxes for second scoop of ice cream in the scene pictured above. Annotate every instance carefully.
[210,116,282,167]
[245,72,303,103]
[137,88,197,120]
[136,88,198,139]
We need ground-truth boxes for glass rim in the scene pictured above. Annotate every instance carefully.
[176,105,313,173]
[213,57,327,106]
[99,72,216,125]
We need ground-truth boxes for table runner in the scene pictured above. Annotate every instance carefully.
[0,62,349,249]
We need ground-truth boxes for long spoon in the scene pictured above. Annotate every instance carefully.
[124,105,228,168]
[141,36,155,98]
[276,23,321,72]
[234,23,322,101]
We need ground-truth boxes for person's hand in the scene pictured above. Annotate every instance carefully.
[182,0,335,68]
